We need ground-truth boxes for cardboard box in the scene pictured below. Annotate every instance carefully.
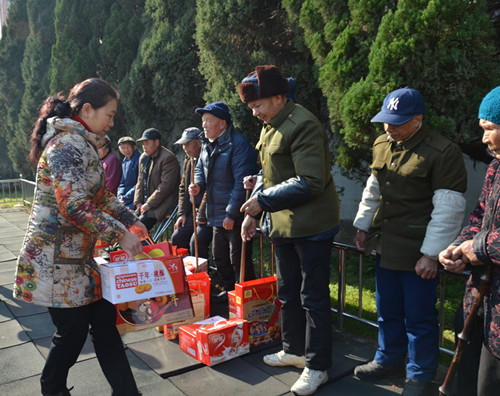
[228,276,281,347]
[179,317,250,366]
[100,256,185,304]
[182,256,208,274]
[164,272,211,340]
[115,265,194,334]
[109,241,173,263]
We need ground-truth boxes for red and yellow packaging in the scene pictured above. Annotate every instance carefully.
[109,241,173,263]
[164,271,211,340]
[179,317,250,366]
[228,276,281,347]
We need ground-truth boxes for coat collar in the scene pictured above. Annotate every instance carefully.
[267,99,295,128]
[44,117,108,150]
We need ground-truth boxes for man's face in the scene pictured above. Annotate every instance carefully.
[480,119,500,158]
[141,139,160,156]
[118,143,135,159]
[202,113,226,141]
[182,139,201,158]
[247,95,286,124]
[383,115,423,143]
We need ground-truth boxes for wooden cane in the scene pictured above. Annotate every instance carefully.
[239,190,251,283]
[190,157,199,271]
[439,265,493,395]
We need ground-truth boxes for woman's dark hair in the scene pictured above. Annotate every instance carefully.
[29,78,119,165]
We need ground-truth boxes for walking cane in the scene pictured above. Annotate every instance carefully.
[439,265,493,396]
[239,189,251,283]
[190,157,199,271]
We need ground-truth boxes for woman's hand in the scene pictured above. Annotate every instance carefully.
[118,231,143,258]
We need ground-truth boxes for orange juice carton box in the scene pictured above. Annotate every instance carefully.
[228,276,281,347]
[100,256,185,304]
[179,317,250,366]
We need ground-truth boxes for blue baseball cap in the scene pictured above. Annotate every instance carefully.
[174,127,202,145]
[371,87,425,125]
[195,101,232,124]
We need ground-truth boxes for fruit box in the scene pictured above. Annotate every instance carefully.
[179,317,250,366]
[115,265,194,334]
[228,276,282,347]
[100,256,185,304]
[109,241,173,262]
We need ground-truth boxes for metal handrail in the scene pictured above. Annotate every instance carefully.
[331,242,469,357]
[0,178,36,206]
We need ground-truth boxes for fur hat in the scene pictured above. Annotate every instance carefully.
[478,86,500,125]
[238,65,290,103]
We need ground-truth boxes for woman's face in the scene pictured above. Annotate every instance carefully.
[79,99,117,136]
[480,119,500,159]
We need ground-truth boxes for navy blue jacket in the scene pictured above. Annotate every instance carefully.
[194,125,256,227]
[117,149,141,209]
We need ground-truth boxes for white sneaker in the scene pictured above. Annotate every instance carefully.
[263,350,306,369]
[290,367,328,395]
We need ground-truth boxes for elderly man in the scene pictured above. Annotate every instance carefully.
[189,102,256,296]
[353,87,467,396]
[238,65,340,396]
[172,127,212,259]
[134,128,180,231]
[117,136,141,210]
[439,86,500,396]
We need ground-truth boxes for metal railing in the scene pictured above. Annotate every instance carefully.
[0,178,36,206]
[332,242,468,357]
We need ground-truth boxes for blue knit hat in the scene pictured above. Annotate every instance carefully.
[478,86,500,125]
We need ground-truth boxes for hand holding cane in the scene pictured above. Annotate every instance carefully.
[439,265,493,396]
[190,157,199,271]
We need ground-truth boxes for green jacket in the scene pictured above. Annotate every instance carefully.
[371,125,467,271]
[255,100,339,238]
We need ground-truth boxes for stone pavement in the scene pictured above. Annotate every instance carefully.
[0,207,448,396]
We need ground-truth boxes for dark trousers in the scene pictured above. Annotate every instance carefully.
[138,213,157,231]
[171,215,212,259]
[274,237,334,371]
[41,299,139,396]
[212,222,255,290]
[374,257,439,382]
[477,343,500,396]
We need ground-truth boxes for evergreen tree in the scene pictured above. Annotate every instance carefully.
[9,0,56,179]
[0,0,28,178]
[123,0,204,148]
[50,0,114,93]
[195,0,322,145]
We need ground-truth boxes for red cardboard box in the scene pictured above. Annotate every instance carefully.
[114,259,193,334]
[164,271,211,340]
[228,276,281,347]
[179,317,250,366]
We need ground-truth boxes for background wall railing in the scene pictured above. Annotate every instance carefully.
[0,178,36,206]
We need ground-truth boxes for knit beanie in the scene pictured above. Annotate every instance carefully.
[478,86,500,125]
[238,65,289,103]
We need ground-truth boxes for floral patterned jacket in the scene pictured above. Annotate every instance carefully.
[13,117,137,308]
[453,156,500,358]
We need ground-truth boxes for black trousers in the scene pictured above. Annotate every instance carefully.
[171,215,212,259]
[274,236,334,371]
[212,222,255,290]
[477,343,500,396]
[41,299,139,396]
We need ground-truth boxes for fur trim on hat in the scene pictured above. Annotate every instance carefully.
[238,65,289,103]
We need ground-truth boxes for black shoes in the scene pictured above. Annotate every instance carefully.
[353,360,405,381]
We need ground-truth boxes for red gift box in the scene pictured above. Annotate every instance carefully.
[228,276,281,347]
[179,317,250,366]
[109,241,173,262]
[164,271,211,340]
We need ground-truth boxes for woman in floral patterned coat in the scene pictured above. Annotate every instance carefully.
[14,78,146,396]
[440,86,500,396]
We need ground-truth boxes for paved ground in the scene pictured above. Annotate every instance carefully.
[0,207,448,396]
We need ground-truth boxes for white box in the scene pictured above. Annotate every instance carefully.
[100,258,185,304]
[183,256,208,274]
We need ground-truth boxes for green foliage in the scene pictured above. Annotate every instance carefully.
[196,0,323,146]
[122,0,204,148]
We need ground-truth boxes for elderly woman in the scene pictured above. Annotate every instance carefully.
[14,78,146,396]
[440,86,500,396]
